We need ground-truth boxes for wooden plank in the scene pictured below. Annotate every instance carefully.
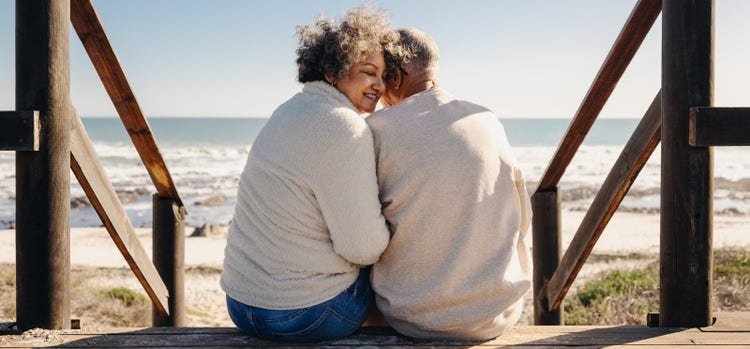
[0,111,39,151]
[70,0,183,206]
[701,312,750,332]
[14,0,72,330]
[69,113,170,316]
[531,189,562,325]
[152,195,187,326]
[660,0,713,328]
[546,91,662,311]
[537,0,661,190]
[689,107,750,146]
[1,325,749,348]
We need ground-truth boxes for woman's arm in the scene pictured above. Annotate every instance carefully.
[311,117,390,266]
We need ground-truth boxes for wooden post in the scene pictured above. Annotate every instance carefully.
[152,195,187,326]
[15,0,71,330]
[660,0,713,327]
[532,189,563,325]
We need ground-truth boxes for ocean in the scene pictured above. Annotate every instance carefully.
[1,117,749,229]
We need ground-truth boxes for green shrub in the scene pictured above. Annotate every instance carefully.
[564,264,659,325]
[564,247,750,325]
[99,287,146,307]
[714,248,750,279]
[574,269,657,307]
[713,248,750,311]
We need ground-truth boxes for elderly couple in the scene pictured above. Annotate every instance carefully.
[220,5,532,343]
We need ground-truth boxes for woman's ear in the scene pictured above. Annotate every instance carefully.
[324,73,335,85]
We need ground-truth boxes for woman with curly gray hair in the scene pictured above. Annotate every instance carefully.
[221,5,399,342]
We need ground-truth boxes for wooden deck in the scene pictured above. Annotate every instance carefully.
[1,312,748,348]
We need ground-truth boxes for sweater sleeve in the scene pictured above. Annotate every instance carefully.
[513,167,532,237]
[310,116,390,266]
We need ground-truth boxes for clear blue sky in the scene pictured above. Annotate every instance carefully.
[1,0,749,118]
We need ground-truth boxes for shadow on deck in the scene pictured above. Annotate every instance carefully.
[1,312,748,348]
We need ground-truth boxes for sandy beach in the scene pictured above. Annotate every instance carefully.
[7,211,750,269]
[1,210,749,328]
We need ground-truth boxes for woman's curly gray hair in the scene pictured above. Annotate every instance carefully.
[295,4,408,83]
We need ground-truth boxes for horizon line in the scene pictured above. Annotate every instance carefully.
[79,115,644,119]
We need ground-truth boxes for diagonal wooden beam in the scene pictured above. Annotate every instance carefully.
[70,0,183,206]
[537,0,661,190]
[545,91,662,312]
[70,111,169,316]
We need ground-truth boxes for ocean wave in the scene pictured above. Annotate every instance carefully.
[2,142,750,229]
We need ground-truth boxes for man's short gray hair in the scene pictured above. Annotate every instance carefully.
[394,27,440,78]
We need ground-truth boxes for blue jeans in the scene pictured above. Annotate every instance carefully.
[226,269,372,342]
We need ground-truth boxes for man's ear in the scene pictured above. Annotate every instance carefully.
[390,69,403,90]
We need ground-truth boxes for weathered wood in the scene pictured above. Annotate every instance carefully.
[70,0,183,206]
[2,319,750,348]
[537,0,661,190]
[531,189,562,325]
[546,91,662,311]
[70,113,169,316]
[152,195,186,326]
[700,312,750,332]
[689,107,750,146]
[0,111,39,151]
[660,0,714,328]
[14,0,71,330]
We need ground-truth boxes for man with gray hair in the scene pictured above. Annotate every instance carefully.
[366,28,532,340]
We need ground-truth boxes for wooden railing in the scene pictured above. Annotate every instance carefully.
[9,0,743,331]
[534,0,750,327]
[69,111,171,316]
[68,0,187,326]
[6,0,187,329]
[532,0,662,324]
[689,107,750,147]
[544,91,661,312]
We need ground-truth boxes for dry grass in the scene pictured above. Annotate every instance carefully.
[0,265,225,328]
[1,247,748,328]
[70,267,152,327]
[0,264,14,322]
[0,265,152,327]
[713,247,750,312]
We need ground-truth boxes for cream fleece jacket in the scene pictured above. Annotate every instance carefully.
[367,88,532,340]
[221,81,390,310]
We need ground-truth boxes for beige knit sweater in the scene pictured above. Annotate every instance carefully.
[366,88,532,340]
[220,81,390,310]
